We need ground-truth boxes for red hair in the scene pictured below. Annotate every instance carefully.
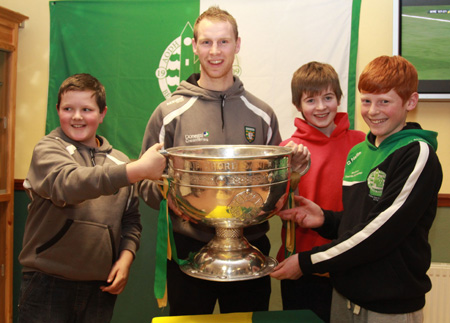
[358,56,418,104]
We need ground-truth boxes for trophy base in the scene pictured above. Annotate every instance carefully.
[179,227,278,282]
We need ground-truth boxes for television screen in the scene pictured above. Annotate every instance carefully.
[393,0,450,100]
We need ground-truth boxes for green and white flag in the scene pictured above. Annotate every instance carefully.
[47,0,361,159]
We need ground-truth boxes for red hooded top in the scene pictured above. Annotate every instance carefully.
[277,112,365,261]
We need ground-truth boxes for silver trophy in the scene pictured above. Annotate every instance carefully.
[163,145,292,282]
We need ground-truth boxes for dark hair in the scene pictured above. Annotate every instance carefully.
[291,61,343,108]
[57,73,106,112]
[194,6,239,41]
[358,55,418,105]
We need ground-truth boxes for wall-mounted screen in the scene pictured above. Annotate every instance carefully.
[393,0,450,100]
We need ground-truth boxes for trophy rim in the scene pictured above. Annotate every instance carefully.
[165,144,294,159]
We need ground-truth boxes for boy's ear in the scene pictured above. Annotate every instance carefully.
[99,106,108,123]
[295,105,306,119]
[405,92,419,112]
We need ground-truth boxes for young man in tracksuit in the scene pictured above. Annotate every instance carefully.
[138,6,310,316]
[271,56,443,323]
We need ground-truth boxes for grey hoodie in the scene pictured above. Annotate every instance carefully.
[19,127,142,281]
[139,74,282,242]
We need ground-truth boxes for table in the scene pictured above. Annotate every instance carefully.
[151,310,323,322]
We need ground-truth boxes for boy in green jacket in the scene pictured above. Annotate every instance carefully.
[271,56,442,322]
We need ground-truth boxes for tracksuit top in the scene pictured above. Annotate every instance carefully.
[19,127,142,281]
[298,122,443,314]
[276,113,365,261]
[139,74,282,242]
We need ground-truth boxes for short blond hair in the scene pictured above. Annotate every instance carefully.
[193,6,239,41]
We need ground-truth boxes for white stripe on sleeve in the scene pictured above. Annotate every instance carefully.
[240,96,273,145]
[158,97,198,144]
[311,141,430,264]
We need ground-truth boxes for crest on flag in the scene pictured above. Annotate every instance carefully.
[156,22,200,99]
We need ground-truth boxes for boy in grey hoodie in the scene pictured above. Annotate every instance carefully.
[18,73,166,322]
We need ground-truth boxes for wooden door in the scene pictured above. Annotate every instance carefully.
[0,7,27,323]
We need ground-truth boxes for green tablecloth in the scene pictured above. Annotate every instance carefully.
[152,310,323,322]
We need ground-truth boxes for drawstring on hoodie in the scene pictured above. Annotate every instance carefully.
[220,94,226,130]
[90,137,101,166]
[90,149,96,166]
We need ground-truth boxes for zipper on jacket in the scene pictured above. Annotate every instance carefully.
[108,225,117,264]
[90,149,96,166]
[220,94,226,130]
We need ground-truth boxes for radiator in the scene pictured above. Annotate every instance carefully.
[424,262,450,323]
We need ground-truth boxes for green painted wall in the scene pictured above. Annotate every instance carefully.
[12,190,450,322]
[429,206,450,263]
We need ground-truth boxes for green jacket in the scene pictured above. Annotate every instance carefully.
[299,123,443,314]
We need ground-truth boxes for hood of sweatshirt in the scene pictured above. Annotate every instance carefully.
[287,112,353,144]
[173,73,245,101]
[50,127,113,154]
[171,74,246,129]
[367,122,439,152]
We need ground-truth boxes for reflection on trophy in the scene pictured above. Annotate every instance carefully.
[163,145,292,282]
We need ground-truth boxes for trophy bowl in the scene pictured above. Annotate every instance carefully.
[164,145,293,281]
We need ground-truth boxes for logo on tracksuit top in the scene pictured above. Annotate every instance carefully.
[367,168,386,199]
[185,131,209,144]
[245,126,256,143]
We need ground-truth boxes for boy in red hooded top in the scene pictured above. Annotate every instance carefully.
[277,62,365,322]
